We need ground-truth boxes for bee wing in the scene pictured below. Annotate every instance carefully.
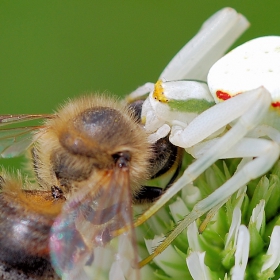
[0,114,52,158]
[0,114,52,126]
[0,127,41,158]
[50,167,140,280]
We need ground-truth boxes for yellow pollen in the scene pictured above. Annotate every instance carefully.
[153,80,169,102]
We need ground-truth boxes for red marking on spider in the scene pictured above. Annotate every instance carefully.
[271,101,280,108]
[216,90,232,101]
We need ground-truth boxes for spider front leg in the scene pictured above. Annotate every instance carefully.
[141,136,279,266]
[137,87,280,265]
[135,87,270,227]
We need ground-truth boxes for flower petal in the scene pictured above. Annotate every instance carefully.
[231,225,250,280]
[186,252,211,280]
[261,226,280,272]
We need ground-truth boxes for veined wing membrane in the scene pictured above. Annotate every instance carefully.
[0,127,42,158]
[50,167,140,280]
[0,114,53,158]
[0,114,53,126]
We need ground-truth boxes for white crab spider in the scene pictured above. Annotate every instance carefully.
[136,32,280,267]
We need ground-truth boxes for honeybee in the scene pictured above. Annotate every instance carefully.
[0,95,182,279]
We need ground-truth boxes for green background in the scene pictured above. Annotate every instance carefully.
[0,1,280,169]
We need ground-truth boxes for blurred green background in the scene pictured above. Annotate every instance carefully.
[0,1,280,169]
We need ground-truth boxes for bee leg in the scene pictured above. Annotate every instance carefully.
[133,186,163,204]
[134,155,182,204]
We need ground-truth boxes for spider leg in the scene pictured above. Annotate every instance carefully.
[196,138,277,232]
[160,8,249,80]
[140,136,279,266]
[136,87,280,266]
[126,8,249,102]
[135,87,271,230]
[198,199,226,233]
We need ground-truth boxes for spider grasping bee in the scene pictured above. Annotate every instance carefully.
[0,7,263,280]
[137,36,280,267]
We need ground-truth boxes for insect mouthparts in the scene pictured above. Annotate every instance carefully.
[113,151,131,168]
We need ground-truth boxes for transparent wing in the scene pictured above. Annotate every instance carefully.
[50,167,140,280]
[0,126,41,158]
[0,114,52,158]
[0,114,52,126]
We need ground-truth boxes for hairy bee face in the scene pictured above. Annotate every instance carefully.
[33,96,151,197]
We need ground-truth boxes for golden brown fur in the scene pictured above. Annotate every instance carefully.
[33,94,151,198]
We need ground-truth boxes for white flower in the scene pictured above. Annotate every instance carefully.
[262,226,280,272]
[187,252,211,280]
[231,225,250,280]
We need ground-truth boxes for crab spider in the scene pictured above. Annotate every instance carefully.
[135,33,280,267]
[127,7,249,101]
